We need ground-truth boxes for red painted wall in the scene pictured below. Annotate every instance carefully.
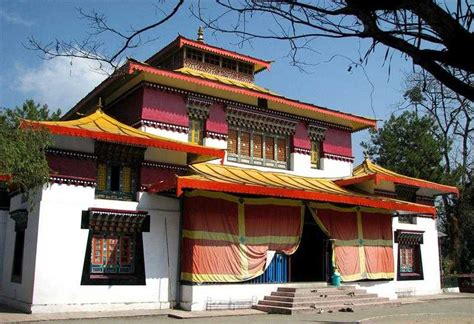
[292,121,311,150]
[47,155,97,180]
[323,128,352,157]
[140,165,185,187]
[107,88,143,126]
[142,88,188,127]
[206,103,227,134]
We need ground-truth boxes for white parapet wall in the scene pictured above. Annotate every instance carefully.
[8,184,181,313]
[347,216,442,299]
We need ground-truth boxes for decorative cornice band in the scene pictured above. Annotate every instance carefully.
[226,105,297,135]
[293,147,311,155]
[46,148,97,160]
[50,175,96,187]
[322,153,354,162]
[139,119,189,133]
[206,131,228,141]
[141,161,188,172]
[143,82,353,132]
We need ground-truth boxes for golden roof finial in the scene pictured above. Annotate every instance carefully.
[97,97,103,111]
[197,26,204,42]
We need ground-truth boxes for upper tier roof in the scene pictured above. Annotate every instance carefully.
[335,158,459,196]
[21,109,224,164]
[146,35,272,73]
[63,59,376,131]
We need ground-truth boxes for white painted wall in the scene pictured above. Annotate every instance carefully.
[348,216,441,299]
[24,184,180,313]
[203,137,227,150]
[140,126,188,143]
[181,282,327,311]
[0,191,42,313]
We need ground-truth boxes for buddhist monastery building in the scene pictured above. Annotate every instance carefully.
[0,31,458,313]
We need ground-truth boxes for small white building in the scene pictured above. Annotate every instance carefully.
[0,34,458,313]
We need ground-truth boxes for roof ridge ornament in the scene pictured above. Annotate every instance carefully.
[197,26,204,42]
[96,97,104,112]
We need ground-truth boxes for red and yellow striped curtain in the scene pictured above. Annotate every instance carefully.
[181,191,304,283]
[309,203,394,282]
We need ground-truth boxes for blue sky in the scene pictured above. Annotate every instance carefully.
[0,1,414,162]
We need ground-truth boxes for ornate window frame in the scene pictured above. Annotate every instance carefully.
[395,230,424,281]
[94,142,144,201]
[226,106,296,169]
[81,208,150,285]
[308,124,326,170]
[187,96,212,145]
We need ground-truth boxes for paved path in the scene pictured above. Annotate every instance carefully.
[0,293,472,323]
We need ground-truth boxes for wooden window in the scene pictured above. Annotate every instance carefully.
[92,235,104,265]
[204,53,220,66]
[90,234,135,275]
[253,134,263,159]
[120,236,132,266]
[186,48,203,61]
[188,118,204,145]
[0,186,9,210]
[227,129,238,154]
[227,129,289,169]
[277,138,287,162]
[311,141,321,169]
[399,214,417,224]
[11,229,25,283]
[222,57,237,70]
[106,236,118,266]
[109,165,121,192]
[396,230,424,280]
[265,137,275,160]
[241,131,250,156]
[97,163,107,191]
[238,62,253,75]
[96,162,136,201]
[121,166,132,193]
[400,246,415,273]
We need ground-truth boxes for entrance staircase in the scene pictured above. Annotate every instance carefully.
[255,285,400,314]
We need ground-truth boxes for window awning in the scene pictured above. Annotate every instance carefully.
[395,230,424,245]
[335,158,459,197]
[149,163,436,215]
[21,109,225,164]
[81,208,150,233]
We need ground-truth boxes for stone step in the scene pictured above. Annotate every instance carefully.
[255,300,401,315]
[276,286,356,293]
[258,296,387,308]
[271,289,364,297]
[264,292,378,303]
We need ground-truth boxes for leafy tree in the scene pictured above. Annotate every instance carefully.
[0,100,61,191]
[402,73,473,186]
[361,111,446,183]
[0,99,61,128]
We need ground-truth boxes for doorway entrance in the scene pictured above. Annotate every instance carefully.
[290,209,330,282]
